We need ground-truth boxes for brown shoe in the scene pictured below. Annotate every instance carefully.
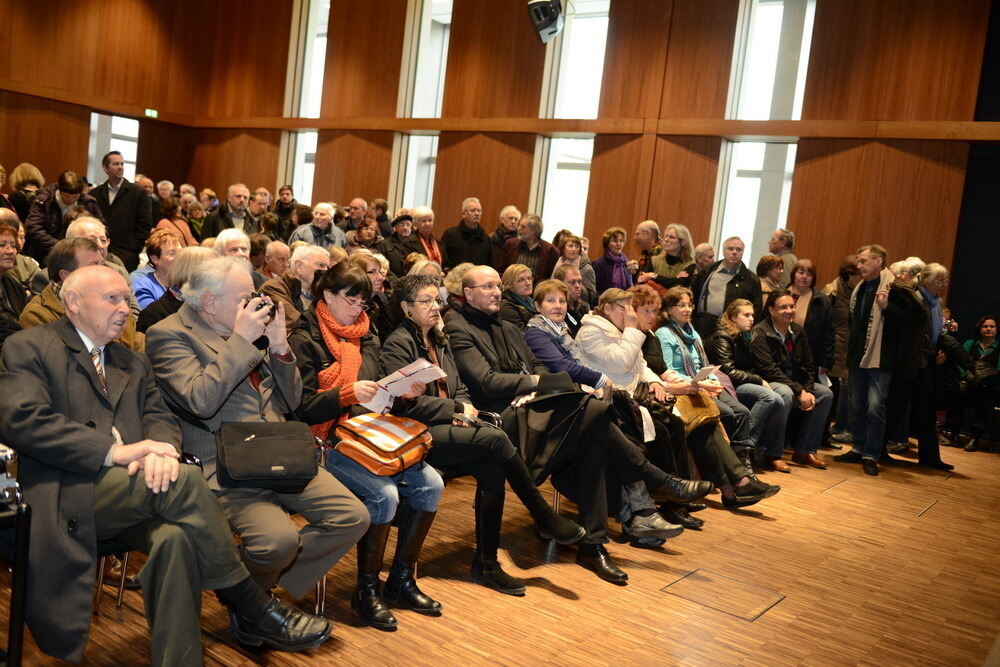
[769,458,792,473]
[792,452,828,469]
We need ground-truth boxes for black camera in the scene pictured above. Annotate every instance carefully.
[244,291,277,320]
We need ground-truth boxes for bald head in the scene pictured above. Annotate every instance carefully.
[634,220,660,251]
[0,208,18,225]
[62,265,131,346]
[462,266,501,314]
[65,217,110,259]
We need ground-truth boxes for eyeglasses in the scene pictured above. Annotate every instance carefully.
[467,283,501,292]
[365,268,386,277]
[411,298,445,309]
[336,293,369,311]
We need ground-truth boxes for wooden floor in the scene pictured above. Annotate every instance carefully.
[3,444,1000,666]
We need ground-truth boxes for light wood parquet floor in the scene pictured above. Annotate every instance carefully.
[3,444,999,666]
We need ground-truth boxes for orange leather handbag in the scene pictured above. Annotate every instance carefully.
[334,413,433,476]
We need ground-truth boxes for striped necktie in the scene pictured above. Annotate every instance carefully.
[91,347,108,395]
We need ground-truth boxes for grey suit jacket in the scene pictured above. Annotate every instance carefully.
[0,317,180,662]
[146,302,303,488]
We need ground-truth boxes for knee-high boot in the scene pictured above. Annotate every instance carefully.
[383,509,442,615]
[470,484,527,596]
[503,454,586,544]
[351,523,397,631]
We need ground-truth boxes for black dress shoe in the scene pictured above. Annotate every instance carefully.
[834,450,863,463]
[229,596,332,652]
[576,545,628,585]
[862,459,879,476]
[740,479,780,499]
[686,502,707,513]
[652,476,714,504]
[722,493,762,509]
[821,441,844,450]
[470,558,526,597]
[660,507,704,530]
[921,460,954,471]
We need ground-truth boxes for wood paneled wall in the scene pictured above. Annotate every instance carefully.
[136,121,194,189]
[0,92,90,185]
[186,130,283,199]
[313,131,396,205]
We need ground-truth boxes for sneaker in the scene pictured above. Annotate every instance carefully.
[740,478,780,499]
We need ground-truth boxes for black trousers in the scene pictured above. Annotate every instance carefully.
[886,365,942,464]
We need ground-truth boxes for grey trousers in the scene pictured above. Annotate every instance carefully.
[215,467,369,598]
[94,464,250,667]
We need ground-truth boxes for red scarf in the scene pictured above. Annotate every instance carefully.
[311,299,370,442]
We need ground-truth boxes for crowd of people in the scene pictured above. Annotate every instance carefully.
[0,154,996,664]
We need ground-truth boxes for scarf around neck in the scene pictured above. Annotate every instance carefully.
[664,319,709,378]
[311,299,370,441]
[849,268,895,369]
[604,250,630,289]
[526,313,580,359]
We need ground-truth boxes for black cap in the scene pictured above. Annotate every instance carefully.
[391,215,413,227]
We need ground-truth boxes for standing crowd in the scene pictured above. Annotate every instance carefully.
[0,154,995,665]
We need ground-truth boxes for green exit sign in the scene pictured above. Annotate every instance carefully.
[144,108,159,118]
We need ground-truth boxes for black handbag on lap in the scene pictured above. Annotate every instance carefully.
[215,421,318,493]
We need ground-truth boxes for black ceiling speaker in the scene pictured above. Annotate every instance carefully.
[527,0,565,44]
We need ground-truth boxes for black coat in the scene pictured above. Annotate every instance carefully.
[749,319,817,395]
[441,222,491,269]
[381,317,469,423]
[379,233,412,277]
[443,304,546,413]
[498,291,535,330]
[24,184,105,263]
[0,272,29,351]
[201,201,258,238]
[91,179,152,268]
[400,232,448,269]
[137,290,183,333]
[797,290,836,371]
[690,260,762,338]
[705,329,765,386]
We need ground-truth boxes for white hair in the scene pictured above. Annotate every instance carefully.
[65,217,107,238]
[499,205,521,219]
[265,240,290,257]
[181,256,251,310]
[157,180,174,190]
[214,228,251,253]
[313,202,335,215]
[227,183,249,197]
[461,197,481,211]
[411,205,434,220]
[408,259,443,277]
[291,244,328,267]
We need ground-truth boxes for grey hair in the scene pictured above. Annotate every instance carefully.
[157,180,174,191]
[461,197,481,211]
[407,259,443,277]
[291,243,328,266]
[411,205,434,220]
[213,228,250,253]
[499,205,521,220]
[181,256,250,310]
[916,262,948,286]
[65,217,107,238]
[444,262,474,296]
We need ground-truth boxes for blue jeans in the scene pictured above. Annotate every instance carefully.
[326,450,444,524]
[792,382,833,453]
[714,392,752,447]
[735,383,780,450]
[849,367,892,460]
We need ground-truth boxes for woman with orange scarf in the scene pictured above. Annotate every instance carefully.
[289,263,444,632]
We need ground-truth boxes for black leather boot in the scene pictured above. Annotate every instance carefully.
[350,524,397,631]
[503,455,585,544]
[383,509,442,615]
[470,485,526,596]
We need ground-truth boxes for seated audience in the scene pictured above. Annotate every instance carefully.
[7,162,45,222]
[187,200,208,240]
[689,236,761,338]
[261,243,331,330]
[380,213,413,276]
[344,218,383,254]
[1,214,47,296]
[443,261,473,312]
[21,238,145,352]
[706,300,786,471]
[553,233,597,305]
[656,286,753,452]
[24,170,104,263]
[288,264,443,630]
[644,223,696,289]
[382,274,585,595]
[349,253,394,341]
[445,266,710,584]
[693,243,716,275]
[133,229,182,309]
[0,217,28,350]
[262,240,291,279]
[749,290,834,469]
[592,226,632,294]
[499,263,537,330]
[147,257,369,609]
[401,206,447,269]
[201,183,257,237]
[138,245,218,333]
[0,264,332,664]
[213,228,267,289]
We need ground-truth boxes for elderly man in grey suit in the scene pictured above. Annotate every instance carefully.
[147,256,368,604]
[0,265,332,665]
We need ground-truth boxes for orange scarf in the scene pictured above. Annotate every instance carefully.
[310,299,370,442]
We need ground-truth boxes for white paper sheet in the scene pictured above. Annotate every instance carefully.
[360,358,448,413]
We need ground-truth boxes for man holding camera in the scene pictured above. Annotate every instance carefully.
[147,256,369,606]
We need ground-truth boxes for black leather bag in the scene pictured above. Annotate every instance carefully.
[215,421,318,493]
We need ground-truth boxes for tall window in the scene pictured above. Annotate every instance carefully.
[714,0,816,261]
[396,0,453,208]
[299,0,330,119]
[291,131,318,207]
[285,0,329,206]
[535,0,611,240]
[87,113,139,184]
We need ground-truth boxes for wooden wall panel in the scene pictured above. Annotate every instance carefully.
[803,0,990,121]
[321,1,407,118]
[432,133,535,230]
[598,0,672,119]
[787,139,969,284]
[135,121,195,188]
[0,91,90,186]
[441,0,546,118]
[659,0,740,119]
[646,136,722,246]
[585,135,651,251]
[184,130,283,201]
[312,131,395,204]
